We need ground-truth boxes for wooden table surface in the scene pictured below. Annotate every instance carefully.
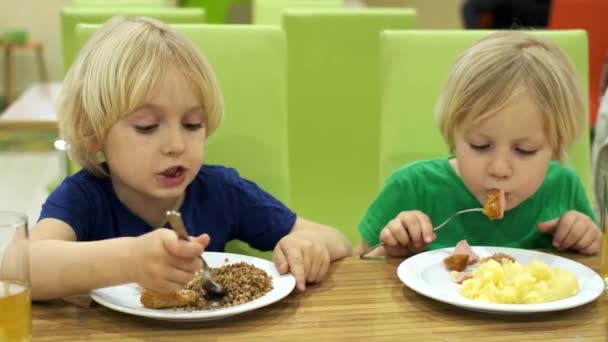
[32,254,608,341]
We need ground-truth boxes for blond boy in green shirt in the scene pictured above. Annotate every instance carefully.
[358,32,601,257]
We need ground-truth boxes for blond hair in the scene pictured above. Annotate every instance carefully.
[57,16,224,177]
[435,31,585,161]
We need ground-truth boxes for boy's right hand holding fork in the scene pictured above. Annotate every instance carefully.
[131,228,210,293]
[378,210,437,257]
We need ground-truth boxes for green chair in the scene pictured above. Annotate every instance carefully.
[252,0,343,25]
[178,0,248,24]
[283,9,416,246]
[70,0,169,7]
[75,23,289,260]
[61,7,206,73]
[378,30,592,200]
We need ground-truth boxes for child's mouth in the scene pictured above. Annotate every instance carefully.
[161,166,185,178]
[157,166,187,187]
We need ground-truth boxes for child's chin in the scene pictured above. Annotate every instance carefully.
[152,188,186,199]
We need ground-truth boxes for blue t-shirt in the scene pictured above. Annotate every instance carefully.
[39,165,297,252]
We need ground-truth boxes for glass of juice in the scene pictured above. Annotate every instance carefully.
[601,176,608,288]
[0,211,30,341]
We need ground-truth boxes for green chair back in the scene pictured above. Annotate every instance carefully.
[76,23,289,260]
[62,7,205,73]
[70,0,169,7]
[178,0,249,23]
[252,0,343,25]
[283,8,416,246]
[379,30,592,200]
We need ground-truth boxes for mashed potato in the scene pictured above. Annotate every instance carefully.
[460,259,579,304]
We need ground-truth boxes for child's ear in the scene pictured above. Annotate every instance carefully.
[86,137,104,161]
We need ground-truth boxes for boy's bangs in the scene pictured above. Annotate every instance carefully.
[117,39,171,120]
[458,72,525,133]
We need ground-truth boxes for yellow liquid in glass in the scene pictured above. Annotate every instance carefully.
[600,233,608,287]
[0,280,31,342]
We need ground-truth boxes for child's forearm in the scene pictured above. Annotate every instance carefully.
[30,237,137,300]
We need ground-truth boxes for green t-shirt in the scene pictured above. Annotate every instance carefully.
[358,158,596,250]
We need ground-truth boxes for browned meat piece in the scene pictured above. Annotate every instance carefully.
[453,240,479,264]
[443,254,470,272]
[483,189,505,220]
[140,288,197,309]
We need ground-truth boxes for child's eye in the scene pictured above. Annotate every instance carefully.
[134,125,158,134]
[515,148,537,156]
[469,143,490,151]
[183,122,204,131]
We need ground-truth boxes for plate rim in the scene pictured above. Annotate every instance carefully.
[397,246,605,313]
[90,251,296,321]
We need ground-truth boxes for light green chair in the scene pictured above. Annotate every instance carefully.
[252,0,343,25]
[379,30,592,201]
[75,23,289,260]
[178,0,248,24]
[284,9,416,246]
[61,7,205,73]
[70,0,169,7]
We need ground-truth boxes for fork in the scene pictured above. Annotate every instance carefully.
[165,210,228,298]
[359,208,483,259]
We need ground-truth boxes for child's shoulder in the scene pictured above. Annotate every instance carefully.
[47,167,111,206]
[195,164,247,187]
[544,160,580,184]
[199,164,239,177]
[61,167,108,190]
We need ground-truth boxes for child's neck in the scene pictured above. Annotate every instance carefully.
[112,183,185,228]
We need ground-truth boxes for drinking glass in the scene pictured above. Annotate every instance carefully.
[0,211,31,341]
[600,176,608,288]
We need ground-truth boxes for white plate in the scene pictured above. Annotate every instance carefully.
[397,246,605,314]
[90,252,296,321]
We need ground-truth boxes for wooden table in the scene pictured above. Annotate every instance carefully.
[32,254,608,341]
[0,82,61,131]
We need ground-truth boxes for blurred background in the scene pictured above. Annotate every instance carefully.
[0,0,465,109]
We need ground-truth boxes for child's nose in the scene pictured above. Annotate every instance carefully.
[161,127,186,155]
[488,156,512,179]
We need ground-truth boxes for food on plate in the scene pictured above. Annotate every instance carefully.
[444,240,479,272]
[444,254,469,272]
[140,288,197,309]
[483,189,505,220]
[453,240,479,264]
[480,252,516,264]
[452,252,516,284]
[451,270,474,283]
[140,262,273,310]
[460,259,579,304]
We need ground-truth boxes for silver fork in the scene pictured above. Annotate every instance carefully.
[165,210,228,298]
[359,208,483,259]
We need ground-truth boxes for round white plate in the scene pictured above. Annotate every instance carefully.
[90,252,296,321]
[397,246,605,314]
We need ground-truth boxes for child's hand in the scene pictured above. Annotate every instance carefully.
[537,210,601,255]
[380,210,436,257]
[272,231,331,292]
[131,229,209,293]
